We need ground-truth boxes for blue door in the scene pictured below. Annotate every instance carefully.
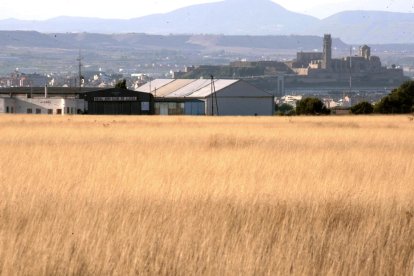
[184,101,205,115]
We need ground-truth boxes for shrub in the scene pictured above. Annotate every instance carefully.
[115,79,127,89]
[296,97,330,115]
[350,102,374,115]
[375,81,414,114]
[275,103,294,115]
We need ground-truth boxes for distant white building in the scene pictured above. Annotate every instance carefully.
[278,95,303,108]
[137,79,274,116]
[323,98,339,109]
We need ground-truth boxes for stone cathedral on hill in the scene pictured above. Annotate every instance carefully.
[286,34,406,86]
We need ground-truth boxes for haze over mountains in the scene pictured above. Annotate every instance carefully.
[0,0,414,44]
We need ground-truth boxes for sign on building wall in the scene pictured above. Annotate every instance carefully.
[141,102,150,111]
[94,97,138,102]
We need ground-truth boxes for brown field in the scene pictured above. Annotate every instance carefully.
[0,115,413,275]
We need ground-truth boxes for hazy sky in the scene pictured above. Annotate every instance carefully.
[0,0,412,20]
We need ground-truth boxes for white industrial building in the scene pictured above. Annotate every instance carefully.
[0,87,87,115]
[0,96,84,115]
[137,79,274,116]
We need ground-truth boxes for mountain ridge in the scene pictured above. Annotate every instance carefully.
[0,31,349,51]
[0,0,413,44]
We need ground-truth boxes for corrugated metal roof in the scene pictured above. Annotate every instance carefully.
[152,79,196,97]
[137,79,243,98]
[137,79,175,93]
[164,79,212,98]
[187,80,239,98]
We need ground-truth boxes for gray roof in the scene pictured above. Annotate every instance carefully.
[137,79,175,93]
[137,79,240,98]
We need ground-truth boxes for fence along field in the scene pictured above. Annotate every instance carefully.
[0,115,413,275]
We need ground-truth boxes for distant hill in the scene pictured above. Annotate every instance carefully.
[1,0,414,44]
[0,0,318,35]
[310,11,414,44]
[0,31,412,78]
[205,35,348,50]
[129,0,318,35]
[0,31,348,51]
[3,31,414,54]
[0,17,128,34]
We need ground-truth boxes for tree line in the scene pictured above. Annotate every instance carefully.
[275,80,414,116]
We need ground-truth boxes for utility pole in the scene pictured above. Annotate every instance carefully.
[349,47,353,95]
[211,75,214,115]
[77,49,83,91]
[210,75,218,116]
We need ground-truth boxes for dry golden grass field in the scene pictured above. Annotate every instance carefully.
[0,115,413,275]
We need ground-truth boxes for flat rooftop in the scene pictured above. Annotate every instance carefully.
[0,87,104,95]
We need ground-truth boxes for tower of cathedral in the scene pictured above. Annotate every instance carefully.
[322,34,332,70]
[359,45,371,60]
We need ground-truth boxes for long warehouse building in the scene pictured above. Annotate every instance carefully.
[137,79,274,116]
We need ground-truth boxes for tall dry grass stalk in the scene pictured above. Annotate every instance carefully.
[0,115,413,275]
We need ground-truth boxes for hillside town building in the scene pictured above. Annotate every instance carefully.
[287,34,405,85]
[172,34,407,95]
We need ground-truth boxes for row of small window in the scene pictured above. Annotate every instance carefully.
[25,107,80,114]
[26,108,53,114]
[5,106,81,114]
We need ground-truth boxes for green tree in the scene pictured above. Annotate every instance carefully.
[350,101,374,115]
[375,81,414,114]
[275,103,295,115]
[115,79,127,89]
[296,97,330,115]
